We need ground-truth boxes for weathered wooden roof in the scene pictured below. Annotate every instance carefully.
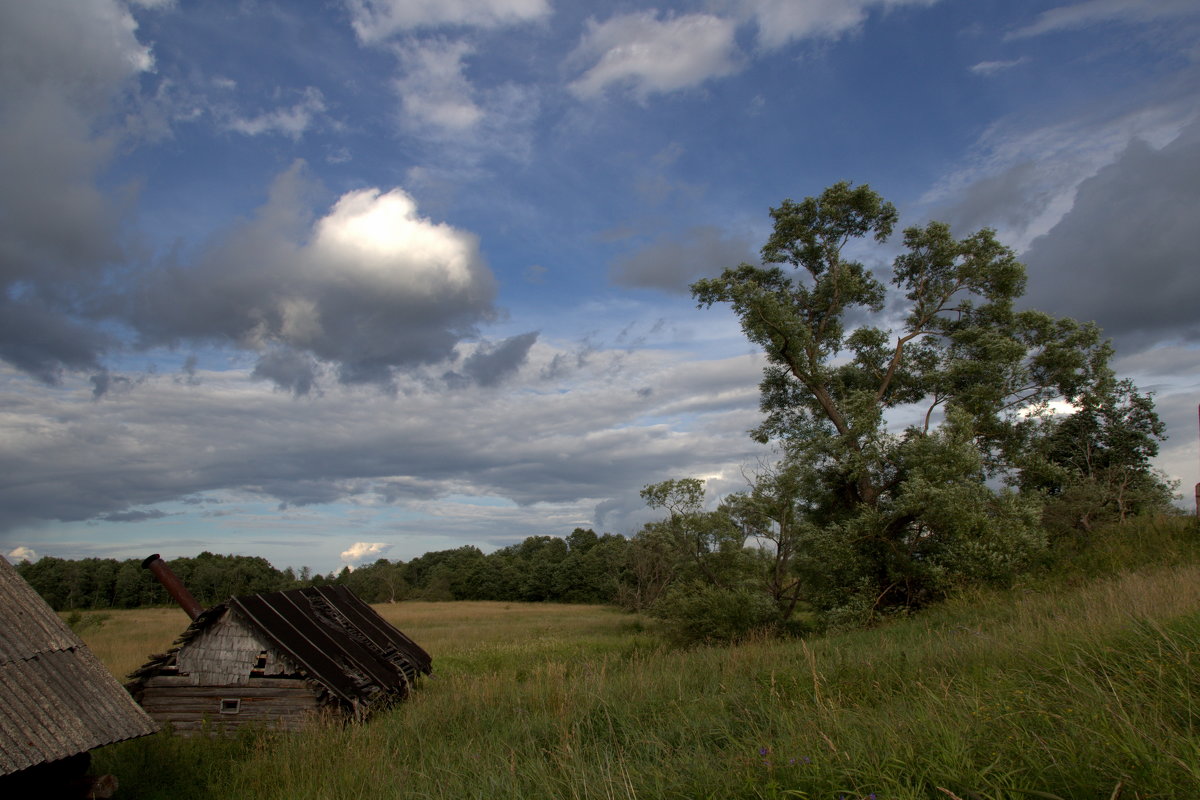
[0,556,157,777]
[132,584,431,714]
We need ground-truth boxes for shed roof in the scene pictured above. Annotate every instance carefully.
[0,556,157,777]
[132,584,432,714]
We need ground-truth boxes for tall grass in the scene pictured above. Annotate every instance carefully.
[85,517,1199,799]
[70,607,190,678]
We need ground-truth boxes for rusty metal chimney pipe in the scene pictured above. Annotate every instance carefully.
[142,553,204,620]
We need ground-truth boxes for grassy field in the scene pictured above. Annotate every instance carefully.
[78,518,1200,800]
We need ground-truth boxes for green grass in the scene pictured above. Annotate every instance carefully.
[89,517,1200,799]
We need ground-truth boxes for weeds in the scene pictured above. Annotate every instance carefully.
[64,609,110,633]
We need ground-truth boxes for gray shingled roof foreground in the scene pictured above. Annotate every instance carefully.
[0,556,157,776]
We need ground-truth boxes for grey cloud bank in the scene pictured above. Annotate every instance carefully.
[1022,120,1200,354]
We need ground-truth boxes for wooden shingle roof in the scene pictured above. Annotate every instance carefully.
[0,556,157,776]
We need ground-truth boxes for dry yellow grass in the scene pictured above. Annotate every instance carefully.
[74,600,640,681]
[71,607,191,679]
[377,600,632,649]
[75,562,1200,688]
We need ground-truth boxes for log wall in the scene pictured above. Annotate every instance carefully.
[138,677,319,734]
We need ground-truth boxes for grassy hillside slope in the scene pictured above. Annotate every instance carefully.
[85,517,1199,800]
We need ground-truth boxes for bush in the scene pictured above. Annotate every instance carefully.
[650,582,805,645]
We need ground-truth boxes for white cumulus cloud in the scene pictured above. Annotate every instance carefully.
[6,546,38,563]
[345,0,550,43]
[393,38,483,132]
[341,542,392,565]
[569,11,740,100]
[309,186,485,295]
[226,87,326,140]
[726,0,940,51]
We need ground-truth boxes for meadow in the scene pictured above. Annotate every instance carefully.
[78,518,1200,800]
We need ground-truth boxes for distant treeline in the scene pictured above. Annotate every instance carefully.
[14,529,632,611]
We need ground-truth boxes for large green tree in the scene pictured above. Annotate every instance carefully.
[691,181,1122,617]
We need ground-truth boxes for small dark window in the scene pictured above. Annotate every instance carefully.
[220,698,241,714]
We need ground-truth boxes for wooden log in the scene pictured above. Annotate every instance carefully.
[142,676,309,690]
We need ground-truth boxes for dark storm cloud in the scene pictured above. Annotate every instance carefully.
[937,161,1056,236]
[96,509,170,523]
[0,301,108,383]
[1021,121,1200,353]
[262,479,365,510]
[458,331,539,387]
[610,225,756,294]
[89,370,136,399]
[0,0,146,381]
[252,349,320,396]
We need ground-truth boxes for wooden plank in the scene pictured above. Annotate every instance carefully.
[314,586,432,673]
[143,676,309,690]
[140,700,315,714]
[141,705,313,719]
[140,690,319,704]
[144,706,322,735]
[140,691,311,699]
[231,595,363,704]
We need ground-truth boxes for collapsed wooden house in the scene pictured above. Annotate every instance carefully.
[0,555,158,796]
[126,555,432,734]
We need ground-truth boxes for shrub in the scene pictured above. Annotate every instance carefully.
[650,582,805,645]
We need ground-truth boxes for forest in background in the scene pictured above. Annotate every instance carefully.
[13,528,631,612]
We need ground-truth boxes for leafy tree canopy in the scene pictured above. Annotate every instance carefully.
[682,181,1169,620]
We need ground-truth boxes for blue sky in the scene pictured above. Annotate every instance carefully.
[2,0,1198,574]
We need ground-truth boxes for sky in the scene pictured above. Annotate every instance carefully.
[1,0,1198,575]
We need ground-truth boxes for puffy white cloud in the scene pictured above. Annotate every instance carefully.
[569,12,740,100]
[225,87,326,140]
[725,0,940,51]
[393,38,483,132]
[386,37,541,159]
[6,546,37,563]
[345,0,550,43]
[309,186,485,294]
[341,542,392,565]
